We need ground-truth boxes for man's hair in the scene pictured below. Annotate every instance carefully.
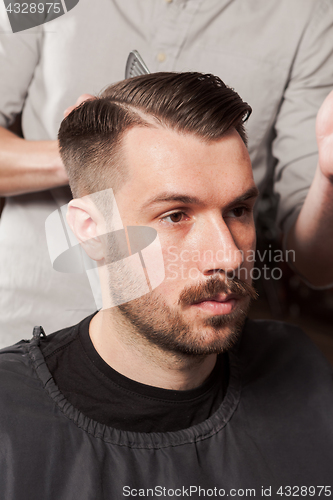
[58,72,252,198]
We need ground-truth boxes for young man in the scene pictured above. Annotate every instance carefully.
[1,0,333,348]
[0,73,332,499]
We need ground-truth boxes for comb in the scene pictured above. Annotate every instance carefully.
[125,50,150,79]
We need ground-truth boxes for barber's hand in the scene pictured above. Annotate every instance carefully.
[316,90,333,183]
[64,94,95,118]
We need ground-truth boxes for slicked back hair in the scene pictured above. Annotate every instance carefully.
[58,72,252,198]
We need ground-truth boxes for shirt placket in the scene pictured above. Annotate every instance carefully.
[149,0,204,72]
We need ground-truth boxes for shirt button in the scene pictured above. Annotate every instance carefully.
[157,52,166,62]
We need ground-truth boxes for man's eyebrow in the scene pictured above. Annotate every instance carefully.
[230,186,259,205]
[141,193,203,210]
[141,186,259,211]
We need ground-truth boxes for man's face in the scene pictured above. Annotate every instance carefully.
[110,126,258,356]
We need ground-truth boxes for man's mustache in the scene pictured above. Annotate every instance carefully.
[178,275,258,306]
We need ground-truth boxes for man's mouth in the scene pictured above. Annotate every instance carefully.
[191,294,241,315]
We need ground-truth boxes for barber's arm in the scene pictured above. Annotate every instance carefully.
[287,91,333,287]
[0,7,68,196]
[0,126,67,196]
[272,0,333,287]
[0,91,93,197]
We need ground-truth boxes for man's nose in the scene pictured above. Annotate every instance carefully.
[194,216,243,276]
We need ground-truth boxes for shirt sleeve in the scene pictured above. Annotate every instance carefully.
[273,0,333,236]
[0,2,42,128]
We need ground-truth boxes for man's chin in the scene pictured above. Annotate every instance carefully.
[117,290,250,357]
[173,311,248,356]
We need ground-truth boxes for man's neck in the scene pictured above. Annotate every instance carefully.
[89,310,217,391]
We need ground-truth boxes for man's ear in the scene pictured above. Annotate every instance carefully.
[66,198,105,262]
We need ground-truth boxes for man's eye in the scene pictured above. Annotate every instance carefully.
[227,206,248,218]
[161,212,187,224]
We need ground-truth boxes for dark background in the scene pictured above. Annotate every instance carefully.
[250,195,333,365]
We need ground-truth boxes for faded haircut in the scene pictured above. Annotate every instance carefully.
[58,72,252,198]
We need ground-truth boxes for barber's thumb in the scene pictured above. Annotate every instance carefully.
[75,94,95,106]
[64,94,95,118]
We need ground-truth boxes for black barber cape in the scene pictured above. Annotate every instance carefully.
[0,318,333,500]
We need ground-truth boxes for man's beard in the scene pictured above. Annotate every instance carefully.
[116,274,257,357]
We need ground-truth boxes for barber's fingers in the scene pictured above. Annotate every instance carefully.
[316,90,333,139]
[316,90,333,180]
[64,93,95,118]
[75,94,95,106]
